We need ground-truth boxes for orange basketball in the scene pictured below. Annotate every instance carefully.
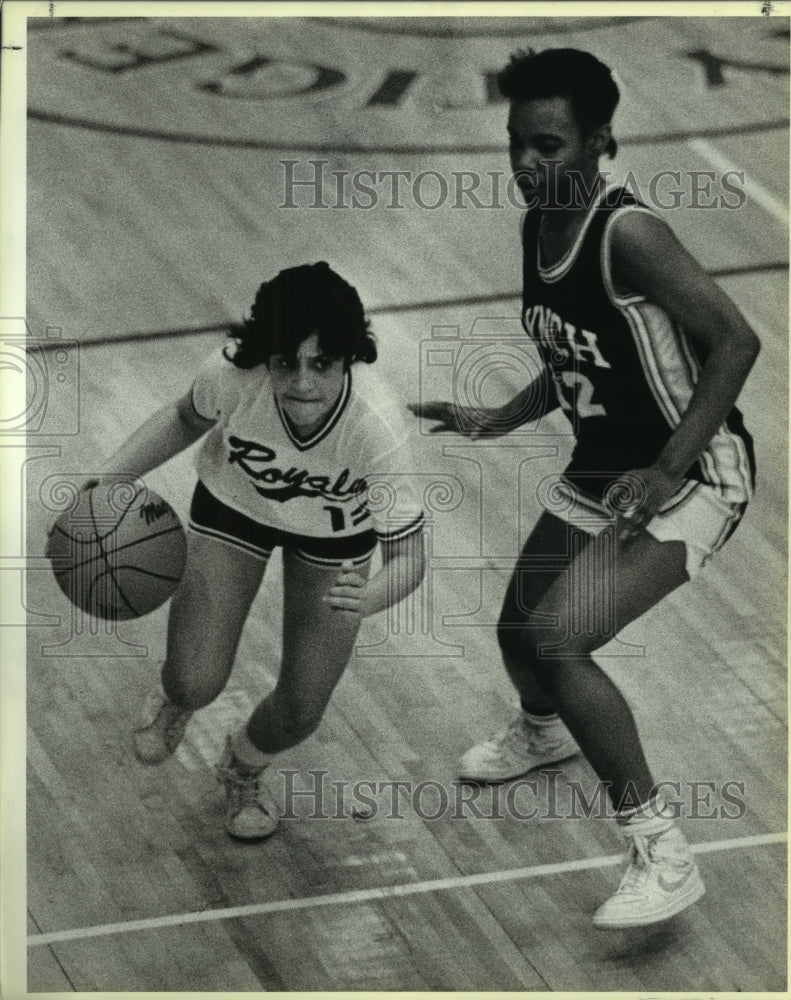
[46,484,187,621]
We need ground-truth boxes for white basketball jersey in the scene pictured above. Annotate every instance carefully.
[191,350,424,541]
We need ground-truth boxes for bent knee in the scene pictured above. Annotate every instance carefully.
[526,622,607,666]
[163,671,226,711]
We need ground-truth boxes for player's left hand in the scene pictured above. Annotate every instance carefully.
[606,465,682,543]
[325,560,371,619]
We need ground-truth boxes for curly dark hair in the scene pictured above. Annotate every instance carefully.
[225,261,378,369]
[497,48,620,159]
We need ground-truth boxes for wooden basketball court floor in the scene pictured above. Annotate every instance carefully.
[4,5,789,993]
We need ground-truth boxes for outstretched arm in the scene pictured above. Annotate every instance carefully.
[407,368,557,439]
[609,210,760,535]
[94,391,216,482]
[325,528,426,619]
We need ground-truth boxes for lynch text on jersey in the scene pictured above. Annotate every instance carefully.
[522,304,612,369]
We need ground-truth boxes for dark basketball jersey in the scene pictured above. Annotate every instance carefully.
[521,186,755,506]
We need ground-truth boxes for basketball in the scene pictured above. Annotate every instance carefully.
[46,483,187,621]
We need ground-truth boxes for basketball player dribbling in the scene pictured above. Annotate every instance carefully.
[88,262,425,840]
[409,49,759,928]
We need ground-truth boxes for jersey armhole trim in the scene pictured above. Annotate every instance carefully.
[190,381,214,422]
[601,205,656,308]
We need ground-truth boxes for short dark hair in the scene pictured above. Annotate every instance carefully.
[497,48,619,158]
[226,261,377,369]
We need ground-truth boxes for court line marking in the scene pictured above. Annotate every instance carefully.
[312,15,651,37]
[28,108,788,155]
[27,830,786,948]
[688,138,790,227]
[28,260,790,353]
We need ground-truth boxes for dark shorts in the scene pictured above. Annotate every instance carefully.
[189,481,377,568]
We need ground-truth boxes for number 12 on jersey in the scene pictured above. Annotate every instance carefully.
[323,505,346,532]
[553,370,606,419]
[323,501,371,533]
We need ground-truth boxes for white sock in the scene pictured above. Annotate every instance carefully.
[618,793,676,827]
[522,709,562,728]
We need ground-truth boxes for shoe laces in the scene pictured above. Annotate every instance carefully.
[618,832,653,892]
[619,827,690,893]
[219,760,266,808]
[507,715,531,743]
[486,716,530,752]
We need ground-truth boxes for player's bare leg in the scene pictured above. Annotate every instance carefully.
[460,511,580,782]
[133,532,267,764]
[498,510,577,711]
[525,519,702,927]
[219,549,373,839]
[245,550,373,752]
[462,512,687,790]
[526,520,688,805]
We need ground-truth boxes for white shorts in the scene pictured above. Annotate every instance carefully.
[541,478,746,580]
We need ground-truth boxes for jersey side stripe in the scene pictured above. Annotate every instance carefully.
[711,499,745,553]
[713,420,754,500]
[620,301,685,424]
[600,211,687,427]
[628,292,760,498]
[602,216,753,502]
[601,211,755,499]
[630,302,697,421]
[657,478,699,513]
[625,302,736,491]
[627,309,752,500]
[603,222,704,481]
[601,209,697,419]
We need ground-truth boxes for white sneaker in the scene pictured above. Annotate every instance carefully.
[133,686,193,765]
[216,737,279,841]
[459,710,579,782]
[593,816,705,929]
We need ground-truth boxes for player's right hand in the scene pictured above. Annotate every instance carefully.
[325,560,371,620]
[407,401,499,439]
[45,478,99,540]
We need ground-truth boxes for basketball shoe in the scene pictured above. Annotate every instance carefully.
[132,686,193,765]
[216,736,279,840]
[459,709,579,782]
[593,812,705,928]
